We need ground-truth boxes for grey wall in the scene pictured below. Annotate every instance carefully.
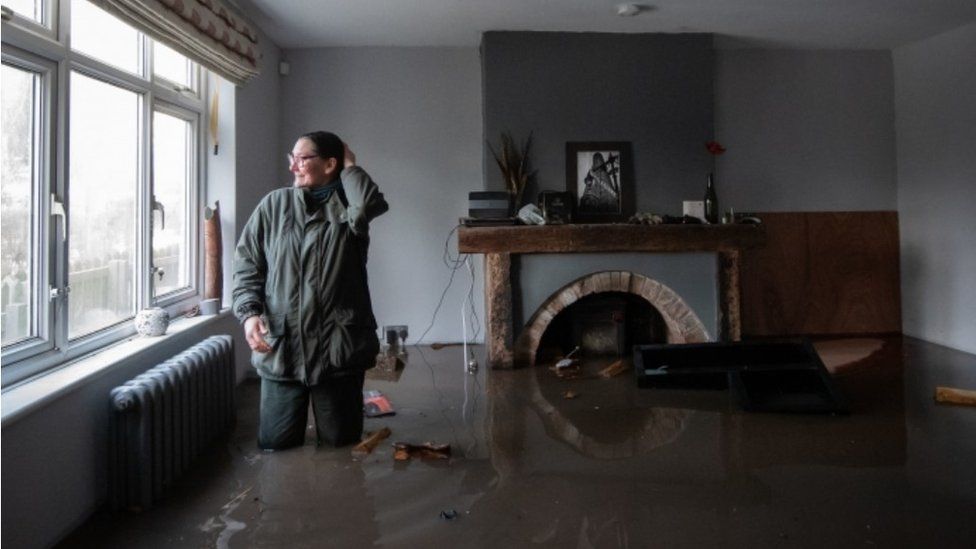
[235,31,282,245]
[482,32,718,334]
[208,76,238,309]
[714,49,898,212]
[482,36,905,339]
[277,47,484,345]
[482,32,715,211]
[894,22,976,355]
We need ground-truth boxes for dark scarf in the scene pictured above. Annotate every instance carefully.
[308,179,342,206]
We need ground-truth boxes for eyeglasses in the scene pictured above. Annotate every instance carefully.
[287,152,319,166]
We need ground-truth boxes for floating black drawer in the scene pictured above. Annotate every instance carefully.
[634,339,848,414]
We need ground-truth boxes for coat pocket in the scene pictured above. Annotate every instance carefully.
[251,313,291,376]
[328,311,379,370]
[265,313,288,339]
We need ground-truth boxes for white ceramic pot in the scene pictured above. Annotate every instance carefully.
[135,307,170,336]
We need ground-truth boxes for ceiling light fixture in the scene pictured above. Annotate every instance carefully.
[616,3,649,17]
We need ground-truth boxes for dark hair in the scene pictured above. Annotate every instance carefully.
[300,130,344,166]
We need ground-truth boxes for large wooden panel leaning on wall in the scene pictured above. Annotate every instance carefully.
[740,211,901,337]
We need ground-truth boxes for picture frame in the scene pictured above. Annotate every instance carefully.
[565,141,634,223]
[538,190,573,224]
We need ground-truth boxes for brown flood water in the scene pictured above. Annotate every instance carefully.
[59,336,976,548]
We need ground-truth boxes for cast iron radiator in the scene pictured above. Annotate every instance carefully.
[109,335,235,511]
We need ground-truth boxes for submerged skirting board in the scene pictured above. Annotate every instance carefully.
[740,211,901,336]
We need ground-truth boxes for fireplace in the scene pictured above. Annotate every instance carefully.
[536,291,666,362]
[457,223,766,368]
[568,294,631,357]
[515,270,709,367]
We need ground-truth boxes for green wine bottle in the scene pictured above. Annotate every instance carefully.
[704,173,719,224]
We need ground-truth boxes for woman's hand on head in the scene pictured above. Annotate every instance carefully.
[343,142,356,169]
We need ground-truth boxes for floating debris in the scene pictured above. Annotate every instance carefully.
[598,359,628,378]
[562,390,579,400]
[935,386,976,407]
[353,427,392,454]
[363,390,396,417]
[393,441,452,461]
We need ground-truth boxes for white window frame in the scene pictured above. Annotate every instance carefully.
[150,101,201,306]
[1,0,59,41]
[0,45,57,370]
[2,0,208,386]
[151,40,200,98]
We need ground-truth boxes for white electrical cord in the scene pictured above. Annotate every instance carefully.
[461,277,470,423]
[415,225,481,346]
[462,290,469,374]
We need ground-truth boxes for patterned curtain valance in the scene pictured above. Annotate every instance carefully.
[91,0,260,85]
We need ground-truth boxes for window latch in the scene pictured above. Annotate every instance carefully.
[152,196,166,230]
[49,285,71,301]
[51,193,66,240]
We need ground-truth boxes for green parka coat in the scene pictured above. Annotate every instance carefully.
[232,166,389,385]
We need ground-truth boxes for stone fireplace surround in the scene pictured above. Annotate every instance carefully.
[515,270,710,368]
[458,223,766,368]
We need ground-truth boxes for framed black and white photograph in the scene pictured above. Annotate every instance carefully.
[539,190,573,224]
[565,141,634,222]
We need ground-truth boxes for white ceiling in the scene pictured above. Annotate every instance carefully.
[241,0,976,50]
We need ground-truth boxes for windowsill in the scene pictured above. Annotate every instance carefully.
[1,310,233,427]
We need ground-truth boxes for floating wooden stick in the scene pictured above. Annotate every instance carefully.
[430,342,463,350]
[598,359,629,378]
[935,386,976,407]
[353,427,392,454]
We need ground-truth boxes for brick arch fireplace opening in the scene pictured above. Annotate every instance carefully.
[514,271,710,367]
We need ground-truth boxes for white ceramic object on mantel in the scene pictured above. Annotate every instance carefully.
[135,307,170,336]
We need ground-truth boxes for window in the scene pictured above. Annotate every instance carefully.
[4,0,46,26]
[1,63,41,347]
[68,72,141,339]
[151,109,195,298]
[2,0,207,385]
[153,42,194,91]
[70,0,142,75]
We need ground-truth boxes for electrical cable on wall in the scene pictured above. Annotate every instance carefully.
[405,224,485,457]
[415,224,481,347]
[397,226,484,457]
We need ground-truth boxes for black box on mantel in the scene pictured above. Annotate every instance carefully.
[468,191,511,219]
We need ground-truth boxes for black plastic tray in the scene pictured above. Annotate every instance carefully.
[634,339,848,414]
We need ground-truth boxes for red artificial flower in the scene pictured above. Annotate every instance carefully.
[706,141,726,155]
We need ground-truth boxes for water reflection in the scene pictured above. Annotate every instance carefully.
[528,356,692,459]
[57,338,976,549]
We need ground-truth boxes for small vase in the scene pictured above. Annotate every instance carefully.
[135,307,170,336]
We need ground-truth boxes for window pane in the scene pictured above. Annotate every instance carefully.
[152,112,190,297]
[1,64,39,346]
[71,0,142,75]
[68,72,139,339]
[153,42,192,90]
[6,0,43,24]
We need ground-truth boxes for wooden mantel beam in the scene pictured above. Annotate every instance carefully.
[458,224,765,254]
[459,222,766,369]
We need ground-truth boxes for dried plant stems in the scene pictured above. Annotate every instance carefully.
[488,131,536,209]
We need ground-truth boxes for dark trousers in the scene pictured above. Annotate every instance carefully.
[258,373,365,450]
